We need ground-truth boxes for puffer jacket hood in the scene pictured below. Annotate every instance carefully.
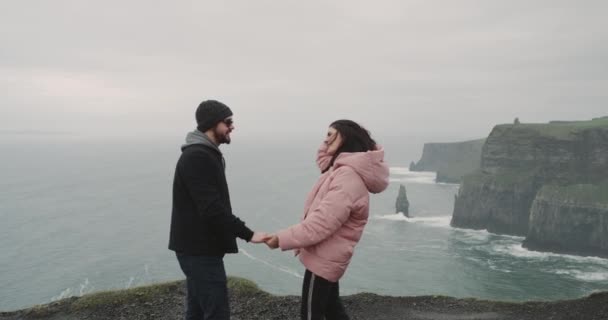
[332,147,389,194]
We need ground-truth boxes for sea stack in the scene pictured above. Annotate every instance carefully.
[396,184,410,217]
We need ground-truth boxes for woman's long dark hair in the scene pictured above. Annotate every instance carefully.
[323,120,377,173]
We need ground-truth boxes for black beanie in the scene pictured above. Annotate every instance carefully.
[195,100,233,132]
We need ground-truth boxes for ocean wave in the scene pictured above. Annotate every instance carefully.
[124,264,151,289]
[487,261,512,273]
[553,269,608,282]
[491,243,608,264]
[51,287,74,302]
[453,229,492,243]
[389,167,460,186]
[451,227,525,243]
[465,256,512,273]
[389,167,415,175]
[492,243,552,260]
[465,257,484,265]
[239,248,303,279]
[50,278,93,302]
[389,167,437,184]
[49,264,153,303]
[373,214,452,228]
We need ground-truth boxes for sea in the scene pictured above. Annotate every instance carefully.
[1,133,608,311]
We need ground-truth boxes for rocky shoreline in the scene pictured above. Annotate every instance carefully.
[2,277,607,320]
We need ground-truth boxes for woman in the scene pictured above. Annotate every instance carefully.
[266,120,389,320]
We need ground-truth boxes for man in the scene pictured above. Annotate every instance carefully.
[169,99,268,320]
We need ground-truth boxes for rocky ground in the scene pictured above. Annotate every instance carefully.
[2,277,607,320]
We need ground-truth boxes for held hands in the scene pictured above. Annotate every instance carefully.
[250,232,280,250]
[265,234,279,249]
[250,232,271,244]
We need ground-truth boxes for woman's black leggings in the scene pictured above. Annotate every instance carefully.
[300,269,350,320]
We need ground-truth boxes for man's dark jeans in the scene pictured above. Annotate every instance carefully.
[176,254,230,320]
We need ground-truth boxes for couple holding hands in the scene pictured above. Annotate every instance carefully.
[169,100,389,320]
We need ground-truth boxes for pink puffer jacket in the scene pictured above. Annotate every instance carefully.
[277,143,389,282]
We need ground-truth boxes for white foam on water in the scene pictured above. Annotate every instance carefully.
[144,264,150,280]
[452,227,526,245]
[389,167,413,175]
[465,257,484,265]
[487,261,512,273]
[492,243,552,260]
[51,278,93,302]
[79,278,90,295]
[239,248,303,279]
[452,228,492,243]
[124,264,153,289]
[125,276,135,289]
[553,269,608,282]
[51,288,73,302]
[408,216,452,228]
[389,167,461,185]
[574,272,608,281]
[553,270,571,275]
[415,244,443,250]
[50,264,154,304]
[438,181,461,186]
[492,243,608,264]
[389,167,437,184]
[373,213,409,221]
[373,205,608,285]
[373,214,452,228]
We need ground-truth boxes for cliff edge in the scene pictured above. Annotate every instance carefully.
[2,277,607,320]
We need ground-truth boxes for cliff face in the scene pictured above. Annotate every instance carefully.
[410,138,485,183]
[451,171,540,235]
[451,117,608,255]
[523,183,608,257]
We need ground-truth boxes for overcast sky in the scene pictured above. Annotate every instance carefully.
[1,1,606,140]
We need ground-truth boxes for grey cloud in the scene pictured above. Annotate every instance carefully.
[1,1,606,139]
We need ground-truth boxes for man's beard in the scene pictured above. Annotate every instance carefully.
[214,127,231,144]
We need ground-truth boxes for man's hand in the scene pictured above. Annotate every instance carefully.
[265,234,279,249]
[250,232,271,244]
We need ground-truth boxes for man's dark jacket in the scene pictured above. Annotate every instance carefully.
[169,142,253,256]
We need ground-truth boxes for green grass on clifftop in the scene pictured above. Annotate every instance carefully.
[496,116,608,140]
[71,280,183,311]
[70,277,263,311]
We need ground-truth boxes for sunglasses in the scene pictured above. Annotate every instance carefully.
[222,118,234,126]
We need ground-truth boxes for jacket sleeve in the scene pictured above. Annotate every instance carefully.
[277,168,360,250]
[316,142,332,173]
[179,151,254,241]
